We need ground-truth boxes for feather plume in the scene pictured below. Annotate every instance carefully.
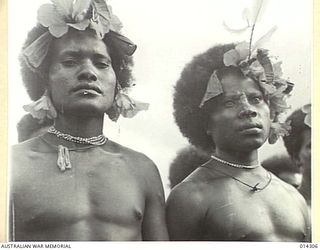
[249,0,269,25]
[242,8,251,26]
[222,20,249,34]
[252,26,278,51]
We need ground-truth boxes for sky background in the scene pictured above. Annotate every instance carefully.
[8,0,312,196]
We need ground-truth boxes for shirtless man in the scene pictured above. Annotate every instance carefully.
[10,0,168,241]
[167,43,310,241]
[283,105,311,206]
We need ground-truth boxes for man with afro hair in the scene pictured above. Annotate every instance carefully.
[166,43,310,241]
[283,105,311,206]
[10,0,168,241]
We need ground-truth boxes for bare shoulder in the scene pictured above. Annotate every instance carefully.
[10,137,51,189]
[103,140,152,162]
[11,137,49,171]
[167,175,210,211]
[273,173,301,195]
[103,140,158,173]
[183,162,233,193]
[102,140,163,191]
[169,162,253,209]
[272,173,308,208]
[11,136,45,153]
[166,175,213,239]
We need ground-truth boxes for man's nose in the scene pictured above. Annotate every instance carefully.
[77,62,98,82]
[238,95,257,119]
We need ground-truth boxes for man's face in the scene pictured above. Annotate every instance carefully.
[47,30,116,116]
[207,73,271,152]
[297,129,311,173]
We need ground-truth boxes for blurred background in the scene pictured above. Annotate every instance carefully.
[8,0,312,196]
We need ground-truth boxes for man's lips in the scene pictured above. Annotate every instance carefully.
[70,84,102,94]
[238,123,263,134]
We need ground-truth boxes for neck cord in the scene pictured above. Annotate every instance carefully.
[210,154,260,169]
[204,161,272,192]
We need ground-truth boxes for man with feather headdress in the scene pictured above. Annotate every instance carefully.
[10,0,168,241]
[166,1,310,240]
[166,42,310,242]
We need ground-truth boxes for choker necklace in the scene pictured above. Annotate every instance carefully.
[48,126,108,146]
[210,155,260,169]
[204,164,272,192]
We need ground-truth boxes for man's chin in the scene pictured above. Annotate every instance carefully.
[233,138,266,152]
[61,104,111,117]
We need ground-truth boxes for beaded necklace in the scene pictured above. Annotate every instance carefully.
[207,156,272,192]
[210,155,260,169]
[47,127,108,172]
[48,126,108,146]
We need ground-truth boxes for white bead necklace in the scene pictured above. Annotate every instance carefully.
[210,155,260,169]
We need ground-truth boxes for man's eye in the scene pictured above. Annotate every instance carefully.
[224,100,235,108]
[250,96,263,104]
[61,60,77,67]
[95,62,110,69]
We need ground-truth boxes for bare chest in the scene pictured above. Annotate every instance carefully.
[203,181,307,241]
[12,150,145,233]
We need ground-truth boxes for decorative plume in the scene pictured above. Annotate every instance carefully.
[223,0,272,59]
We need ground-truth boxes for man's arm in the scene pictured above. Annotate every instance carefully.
[166,182,205,240]
[282,181,311,241]
[141,160,168,240]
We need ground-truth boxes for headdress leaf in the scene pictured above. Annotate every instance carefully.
[38,4,65,28]
[51,0,74,18]
[252,26,277,51]
[203,0,293,144]
[302,104,311,128]
[71,0,91,21]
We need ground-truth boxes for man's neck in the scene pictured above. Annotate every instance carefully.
[53,113,105,138]
[215,148,259,166]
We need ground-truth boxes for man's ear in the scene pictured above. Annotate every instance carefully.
[206,115,215,136]
[206,122,214,136]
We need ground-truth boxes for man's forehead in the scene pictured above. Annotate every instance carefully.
[221,78,263,97]
[52,31,109,56]
[222,88,262,98]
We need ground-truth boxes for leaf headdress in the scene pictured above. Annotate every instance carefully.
[22,0,136,72]
[22,0,148,123]
[200,0,294,144]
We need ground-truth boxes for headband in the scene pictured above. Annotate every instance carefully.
[22,0,137,72]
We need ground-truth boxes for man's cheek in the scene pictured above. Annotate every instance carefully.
[49,64,64,77]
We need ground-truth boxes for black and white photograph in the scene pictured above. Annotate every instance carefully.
[6,0,315,246]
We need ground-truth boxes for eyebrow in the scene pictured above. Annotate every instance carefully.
[222,90,263,99]
[59,51,111,61]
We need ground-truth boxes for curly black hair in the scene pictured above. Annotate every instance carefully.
[169,146,210,189]
[262,154,300,175]
[20,25,134,101]
[283,106,310,159]
[173,43,238,151]
[17,114,53,143]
